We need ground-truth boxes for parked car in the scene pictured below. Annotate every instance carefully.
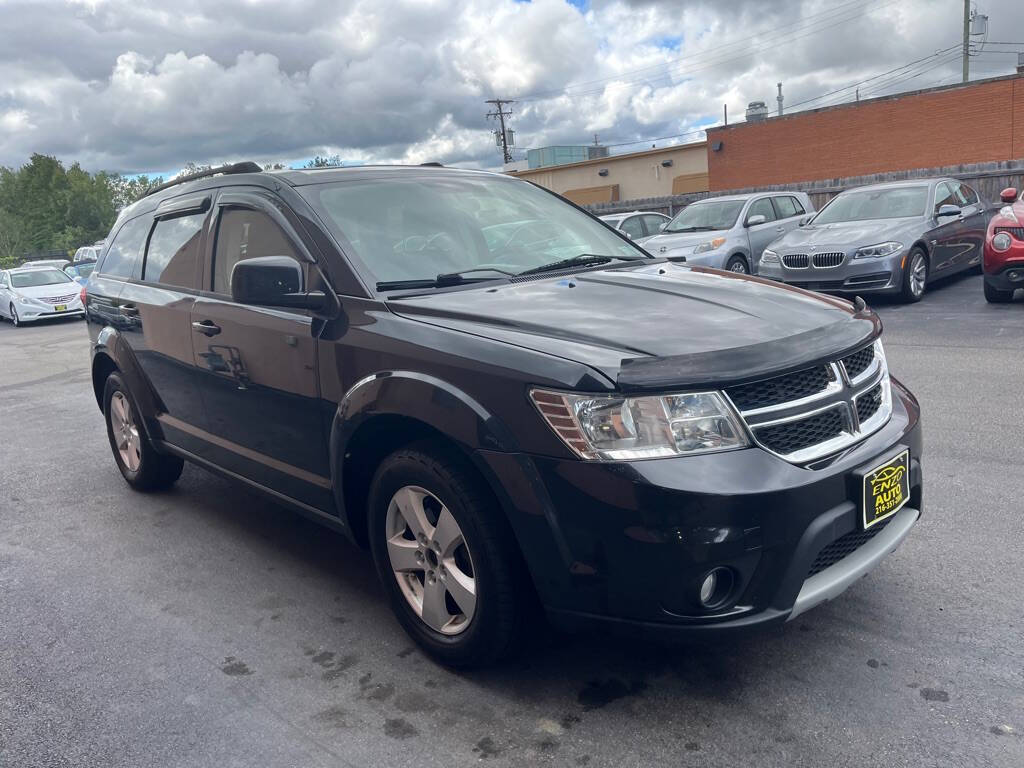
[73,246,101,263]
[0,266,85,325]
[759,179,986,302]
[64,261,97,282]
[21,258,70,270]
[641,191,814,274]
[86,163,921,667]
[599,211,670,242]
[982,187,1024,303]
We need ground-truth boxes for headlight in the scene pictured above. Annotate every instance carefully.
[761,248,780,264]
[992,232,1013,252]
[530,389,749,460]
[854,241,903,259]
[693,237,727,254]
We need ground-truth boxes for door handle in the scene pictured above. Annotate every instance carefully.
[192,320,221,337]
[120,304,139,316]
[775,226,785,232]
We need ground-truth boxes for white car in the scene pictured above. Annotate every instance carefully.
[0,267,85,326]
[599,211,671,243]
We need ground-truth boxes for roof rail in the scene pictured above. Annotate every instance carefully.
[140,161,263,200]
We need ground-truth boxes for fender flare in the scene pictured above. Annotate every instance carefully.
[91,325,166,443]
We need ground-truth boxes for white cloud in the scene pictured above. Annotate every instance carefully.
[0,0,1021,173]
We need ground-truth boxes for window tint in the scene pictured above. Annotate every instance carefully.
[619,216,646,239]
[213,209,299,294]
[772,196,799,219]
[99,216,150,278]
[642,214,667,233]
[746,198,776,223]
[934,182,958,211]
[957,183,979,206]
[143,214,204,288]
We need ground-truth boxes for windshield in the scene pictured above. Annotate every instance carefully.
[12,269,73,288]
[663,200,744,232]
[301,175,643,286]
[813,186,928,224]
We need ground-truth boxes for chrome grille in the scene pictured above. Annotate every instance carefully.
[782,254,809,269]
[726,342,891,464]
[41,293,77,304]
[811,252,845,268]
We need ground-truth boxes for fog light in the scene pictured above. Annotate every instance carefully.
[1009,270,1022,282]
[698,567,735,609]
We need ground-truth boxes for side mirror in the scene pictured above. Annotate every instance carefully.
[624,231,634,240]
[798,215,812,227]
[746,214,767,227]
[1000,187,1019,204]
[72,275,82,284]
[936,204,961,218]
[658,222,667,231]
[230,255,325,310]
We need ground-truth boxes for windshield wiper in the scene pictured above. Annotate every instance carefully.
[663,225,715,233]
[516,253,645,277]
[376,267,514,292]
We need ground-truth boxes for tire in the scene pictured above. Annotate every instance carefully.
[11,304,21,327]
[103,372,184,491]
[368,442,531,667]
[900,247,928,303]
[725,255,749,274]
[984,280,1014,304]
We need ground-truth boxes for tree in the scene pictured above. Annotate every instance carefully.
[304,154,343,168]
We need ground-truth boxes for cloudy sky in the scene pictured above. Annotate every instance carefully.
[1,0,1022,175]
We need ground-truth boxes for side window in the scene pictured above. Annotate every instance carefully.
[934,182,958,212]
[772,196,799,219]
[98,216,150,278]
[643,214,667,233]
[619,216,646,240]
[213,208,300,295]
[143,213,205,288]
[746,198,776,224]
[957,183,979,207]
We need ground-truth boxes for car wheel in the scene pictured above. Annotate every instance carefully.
[103,372,184,491]
[11,304,21,327]
[368,442,531,667]
[901,248,928,303]
[983,281,1014,303]
[725,255,749,274]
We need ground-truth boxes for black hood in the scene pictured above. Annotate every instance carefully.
[387,262,880,392]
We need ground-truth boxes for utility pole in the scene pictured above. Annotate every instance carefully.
[962,0,970,83]
[485,99,515,164]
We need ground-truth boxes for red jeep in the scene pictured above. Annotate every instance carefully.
[984,187,1024,303]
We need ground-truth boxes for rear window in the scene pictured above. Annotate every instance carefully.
[99,216,151,278]
[143,214,205,288]
[12,269,73,288]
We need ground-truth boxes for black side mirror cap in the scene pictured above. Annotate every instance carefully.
[230,255,327,311]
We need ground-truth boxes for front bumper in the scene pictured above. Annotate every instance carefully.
[759,251,904,294]
[477,379,922,637]
[983,261,1024,291]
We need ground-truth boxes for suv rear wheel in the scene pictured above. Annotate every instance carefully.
[103,372,184,491]
[368,442,529,667]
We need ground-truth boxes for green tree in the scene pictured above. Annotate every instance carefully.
[304,154,343,168]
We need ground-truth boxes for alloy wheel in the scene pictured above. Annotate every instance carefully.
[109,391,142,472]
[384,485,477,635]
[11,305,19,327]
[728,258,749,274]
[909,253,927,297]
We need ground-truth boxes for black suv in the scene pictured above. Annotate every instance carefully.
[86,163,922,666]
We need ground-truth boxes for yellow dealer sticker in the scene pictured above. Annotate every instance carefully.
[862,450,910,529]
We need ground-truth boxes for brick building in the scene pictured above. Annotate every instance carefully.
[706,73,1024,192]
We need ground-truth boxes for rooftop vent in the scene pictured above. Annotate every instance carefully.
[745,101,769,123]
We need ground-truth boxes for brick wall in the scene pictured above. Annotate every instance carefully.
[707,74,1024,191]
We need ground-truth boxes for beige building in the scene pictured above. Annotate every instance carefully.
[509,142,709,205]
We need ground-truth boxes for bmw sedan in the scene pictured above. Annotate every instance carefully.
[0,267,85,326]
[758,178,987,302]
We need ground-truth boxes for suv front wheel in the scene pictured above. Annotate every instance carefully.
[103,372,184,491]
[368,443,530,667]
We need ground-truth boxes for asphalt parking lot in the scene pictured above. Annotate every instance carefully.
[1,272,1023,768]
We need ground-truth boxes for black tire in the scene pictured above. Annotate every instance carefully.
[984,280,1014,303]
[725,255,749,274]
[102,372,184,491]
[900,247,928,303]
[368,442,532,667]
[11,304,21,327]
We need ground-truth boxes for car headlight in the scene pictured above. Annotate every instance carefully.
[992,232,1013,252]
[854,241,903,259]
[761,248,780,264]
[693,237,727,254]
[530,389,750,460]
